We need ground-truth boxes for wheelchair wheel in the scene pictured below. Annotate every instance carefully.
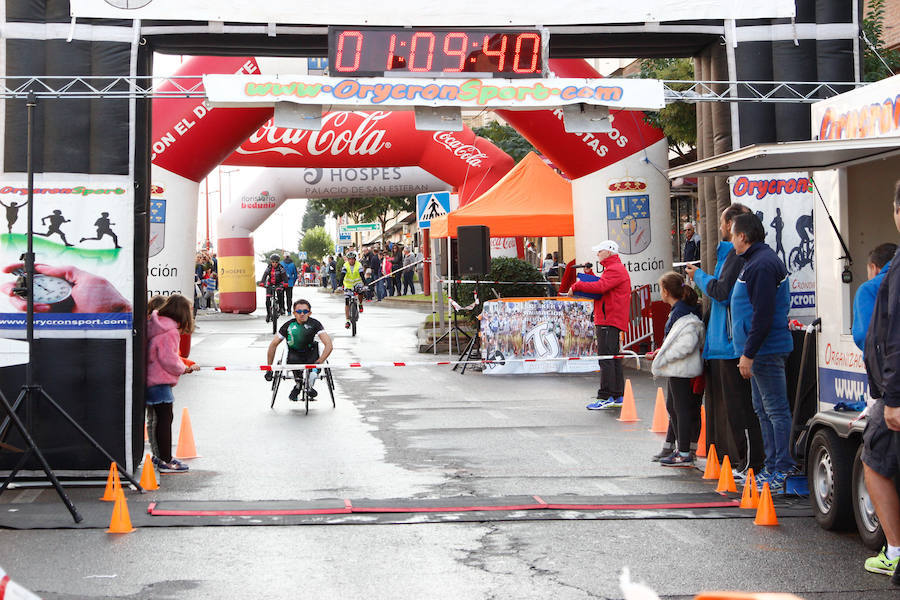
[302,370,310,415]
[325,367,335,407]
[270,369,282,409]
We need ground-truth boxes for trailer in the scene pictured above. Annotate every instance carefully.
[670,74,900,548]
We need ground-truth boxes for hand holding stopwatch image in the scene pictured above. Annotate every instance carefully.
[0,263,132,313]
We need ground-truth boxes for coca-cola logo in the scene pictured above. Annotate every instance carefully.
[238,112,391,158]
[432,132,488,168]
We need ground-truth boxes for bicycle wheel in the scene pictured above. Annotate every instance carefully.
[350,301,359,337]
[270,369,281,409]
[789,247,802,273]
[325,367,335,407]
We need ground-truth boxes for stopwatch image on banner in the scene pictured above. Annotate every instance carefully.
[0,176,134,330]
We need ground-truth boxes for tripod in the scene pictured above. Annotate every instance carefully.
[0,92,142,523]
[453,319,481,374]
[425,308,471,354]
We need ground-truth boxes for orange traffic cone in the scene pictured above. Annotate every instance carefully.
[754,482,779,526]
[702,444,720,480]
[138,453,159,491]
[740,468,758,509]
[649,387,668,433]
[106,487,135,534]
[716,455,737,493]
[617,379,640,422]
[100,462,122,501]
[174,407,200,459]
[696,409,707,457]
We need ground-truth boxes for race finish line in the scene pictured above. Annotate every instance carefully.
[200,351,648,371]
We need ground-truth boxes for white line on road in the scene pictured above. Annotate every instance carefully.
[189,336,206,346]
[547,450,578,465]
[220,337,249,348]
[485,410,508,420]
[517,429,541,439]
[11,489,42,503]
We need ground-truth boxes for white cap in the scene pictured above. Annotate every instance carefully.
[683,221,695,230]
[591,240,619,254]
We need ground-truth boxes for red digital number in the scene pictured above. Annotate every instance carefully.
[512,33,541,73]
[481,34,508,71]
[386,34,398,70]
[442,32,468,72]
[408,32,436,72]
[335,30,363,72]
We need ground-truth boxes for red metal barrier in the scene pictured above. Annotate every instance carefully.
[623,284,654,351]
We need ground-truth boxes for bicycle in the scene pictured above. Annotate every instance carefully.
[269,346,335,414]
[262,283,286,334]
[789,238,814,273]
[344,283,371,337]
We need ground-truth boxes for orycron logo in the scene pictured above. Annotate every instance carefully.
[105,0,153,7]
[303,169,324,185]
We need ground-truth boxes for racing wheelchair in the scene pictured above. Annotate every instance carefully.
[269,345,335,414]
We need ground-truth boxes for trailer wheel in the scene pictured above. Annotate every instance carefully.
[808,429,853,530]
[852,443,886,550]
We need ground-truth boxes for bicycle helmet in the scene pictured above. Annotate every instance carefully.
[269,254,280,262]
[346,251,357,259]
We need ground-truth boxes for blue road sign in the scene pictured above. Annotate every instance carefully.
[417,191,452,229]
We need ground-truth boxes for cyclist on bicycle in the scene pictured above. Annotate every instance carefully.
[339,251,365,329]
[260,254,288,320]
[265,298,333,401]
[795,213,813,247]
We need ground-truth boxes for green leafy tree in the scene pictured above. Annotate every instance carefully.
[301,226,334,262]
[258,248,300,265]
[863,0,900,82]
[473,121,536,163]
[309,197,371,224]
[360,195,416,245]
[639,58,696,157]
[301,205,326,232]
[454,258,549,318]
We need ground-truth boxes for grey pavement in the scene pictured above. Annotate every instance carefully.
[0,288,895,599]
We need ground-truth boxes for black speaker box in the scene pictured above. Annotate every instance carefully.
[457,225,491,275]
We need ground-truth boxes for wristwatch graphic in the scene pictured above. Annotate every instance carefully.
[12,268,75,312]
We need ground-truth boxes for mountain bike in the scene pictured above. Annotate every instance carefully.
[345,283,371,337]
[262,283,285,334]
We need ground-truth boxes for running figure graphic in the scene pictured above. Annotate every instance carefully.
[80,212,121,248]
[36,209,74,246]
[770,207,786,265]
[0,199,27,234]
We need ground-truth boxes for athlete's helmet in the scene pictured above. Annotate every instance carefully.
[269,254,280,262]
[346,251,357,259]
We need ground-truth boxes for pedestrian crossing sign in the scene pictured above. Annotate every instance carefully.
[417,191,452,229]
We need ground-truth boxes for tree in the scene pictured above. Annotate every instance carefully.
[473,121,536,163]
[301,205,325,232]
[301,226,334,261]
[309,197,371,225]
[638,58,696,157]
[311,195,415,245]
[863,0,900,82]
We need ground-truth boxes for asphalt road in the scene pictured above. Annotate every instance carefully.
[0,287,896,599]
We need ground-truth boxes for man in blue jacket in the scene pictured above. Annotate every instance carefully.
[686,203,763,473]
[281,254,298,311]
[853,242,896,352]
[729,213,795,493]
[862,183,900,584]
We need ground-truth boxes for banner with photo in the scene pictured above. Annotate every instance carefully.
[480,297,597,375]
[729,172,815,319]
[0,175,133,330]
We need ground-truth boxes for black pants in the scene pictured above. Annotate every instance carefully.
[594,325,624,399]
[665,377,702,453]
[393,273,402,295]
[402,270,415,295]
[149,402,174,463]
[709,358,764,472]
[284,286,293,311]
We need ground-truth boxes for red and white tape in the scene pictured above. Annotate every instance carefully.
[199,351,648,371]
[0,567,40,600]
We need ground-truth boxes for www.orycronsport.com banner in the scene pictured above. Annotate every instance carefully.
[0,175,133,330]
[480,297,597,375]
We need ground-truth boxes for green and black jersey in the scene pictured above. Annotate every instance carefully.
[278,317,324,361]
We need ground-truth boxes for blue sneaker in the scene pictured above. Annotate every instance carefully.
[586,397,623,410]
[754,468,773,489]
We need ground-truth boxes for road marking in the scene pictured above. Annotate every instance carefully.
[11,489,41,503]
[221,337,249,348]
[485,410,508,420]
[517,429,541,439]
[547,450,578,465]
[189,336,206,346]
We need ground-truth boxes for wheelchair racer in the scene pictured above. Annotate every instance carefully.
[265,298,333,401]
[339,251,365,329]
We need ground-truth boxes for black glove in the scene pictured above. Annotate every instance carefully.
[264,371,274,381]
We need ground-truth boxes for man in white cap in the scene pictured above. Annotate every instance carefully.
[568,240,632,409]
[683,222,701,263]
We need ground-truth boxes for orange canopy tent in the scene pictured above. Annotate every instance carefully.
[429,152,573,238]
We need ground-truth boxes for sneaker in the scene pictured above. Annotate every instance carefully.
[307,387,318,399]
[651,447,674,462]
[754,468,774,489]
[345,321,351,329]
[158,459,188,473]
[865,547,900,576]
[660,452,694,468]
[359,305,363,313]
[586,397,616,410]
[288,386,300,402]
[766,471,789,494]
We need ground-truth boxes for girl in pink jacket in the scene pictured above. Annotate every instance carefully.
[146,294,196,473]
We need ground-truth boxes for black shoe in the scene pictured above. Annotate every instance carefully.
[307,387,318,399]
[651,447,674,462]
[288,386,300,401]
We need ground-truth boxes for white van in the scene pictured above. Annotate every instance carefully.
[671,73,900,549]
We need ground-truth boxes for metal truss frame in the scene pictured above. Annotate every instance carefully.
[0,76,865,103]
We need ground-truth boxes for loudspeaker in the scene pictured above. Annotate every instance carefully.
[457,225,491,276]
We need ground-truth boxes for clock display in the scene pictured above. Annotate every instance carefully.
[328,27,545,78]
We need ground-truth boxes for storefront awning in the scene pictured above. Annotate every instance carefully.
[668,136,900,178]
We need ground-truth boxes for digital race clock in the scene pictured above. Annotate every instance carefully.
[327,27,546,78]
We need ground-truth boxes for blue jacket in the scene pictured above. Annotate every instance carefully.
[693,240,743,359]
[730,242,793,358]
[852,260,891,352]
[281,259,298,286]
[865,248,900,407]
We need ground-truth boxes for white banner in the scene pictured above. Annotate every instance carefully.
[728,172,816,318]
[0,175,134,330]
[204,75,665,112]
[70,1,795,26]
